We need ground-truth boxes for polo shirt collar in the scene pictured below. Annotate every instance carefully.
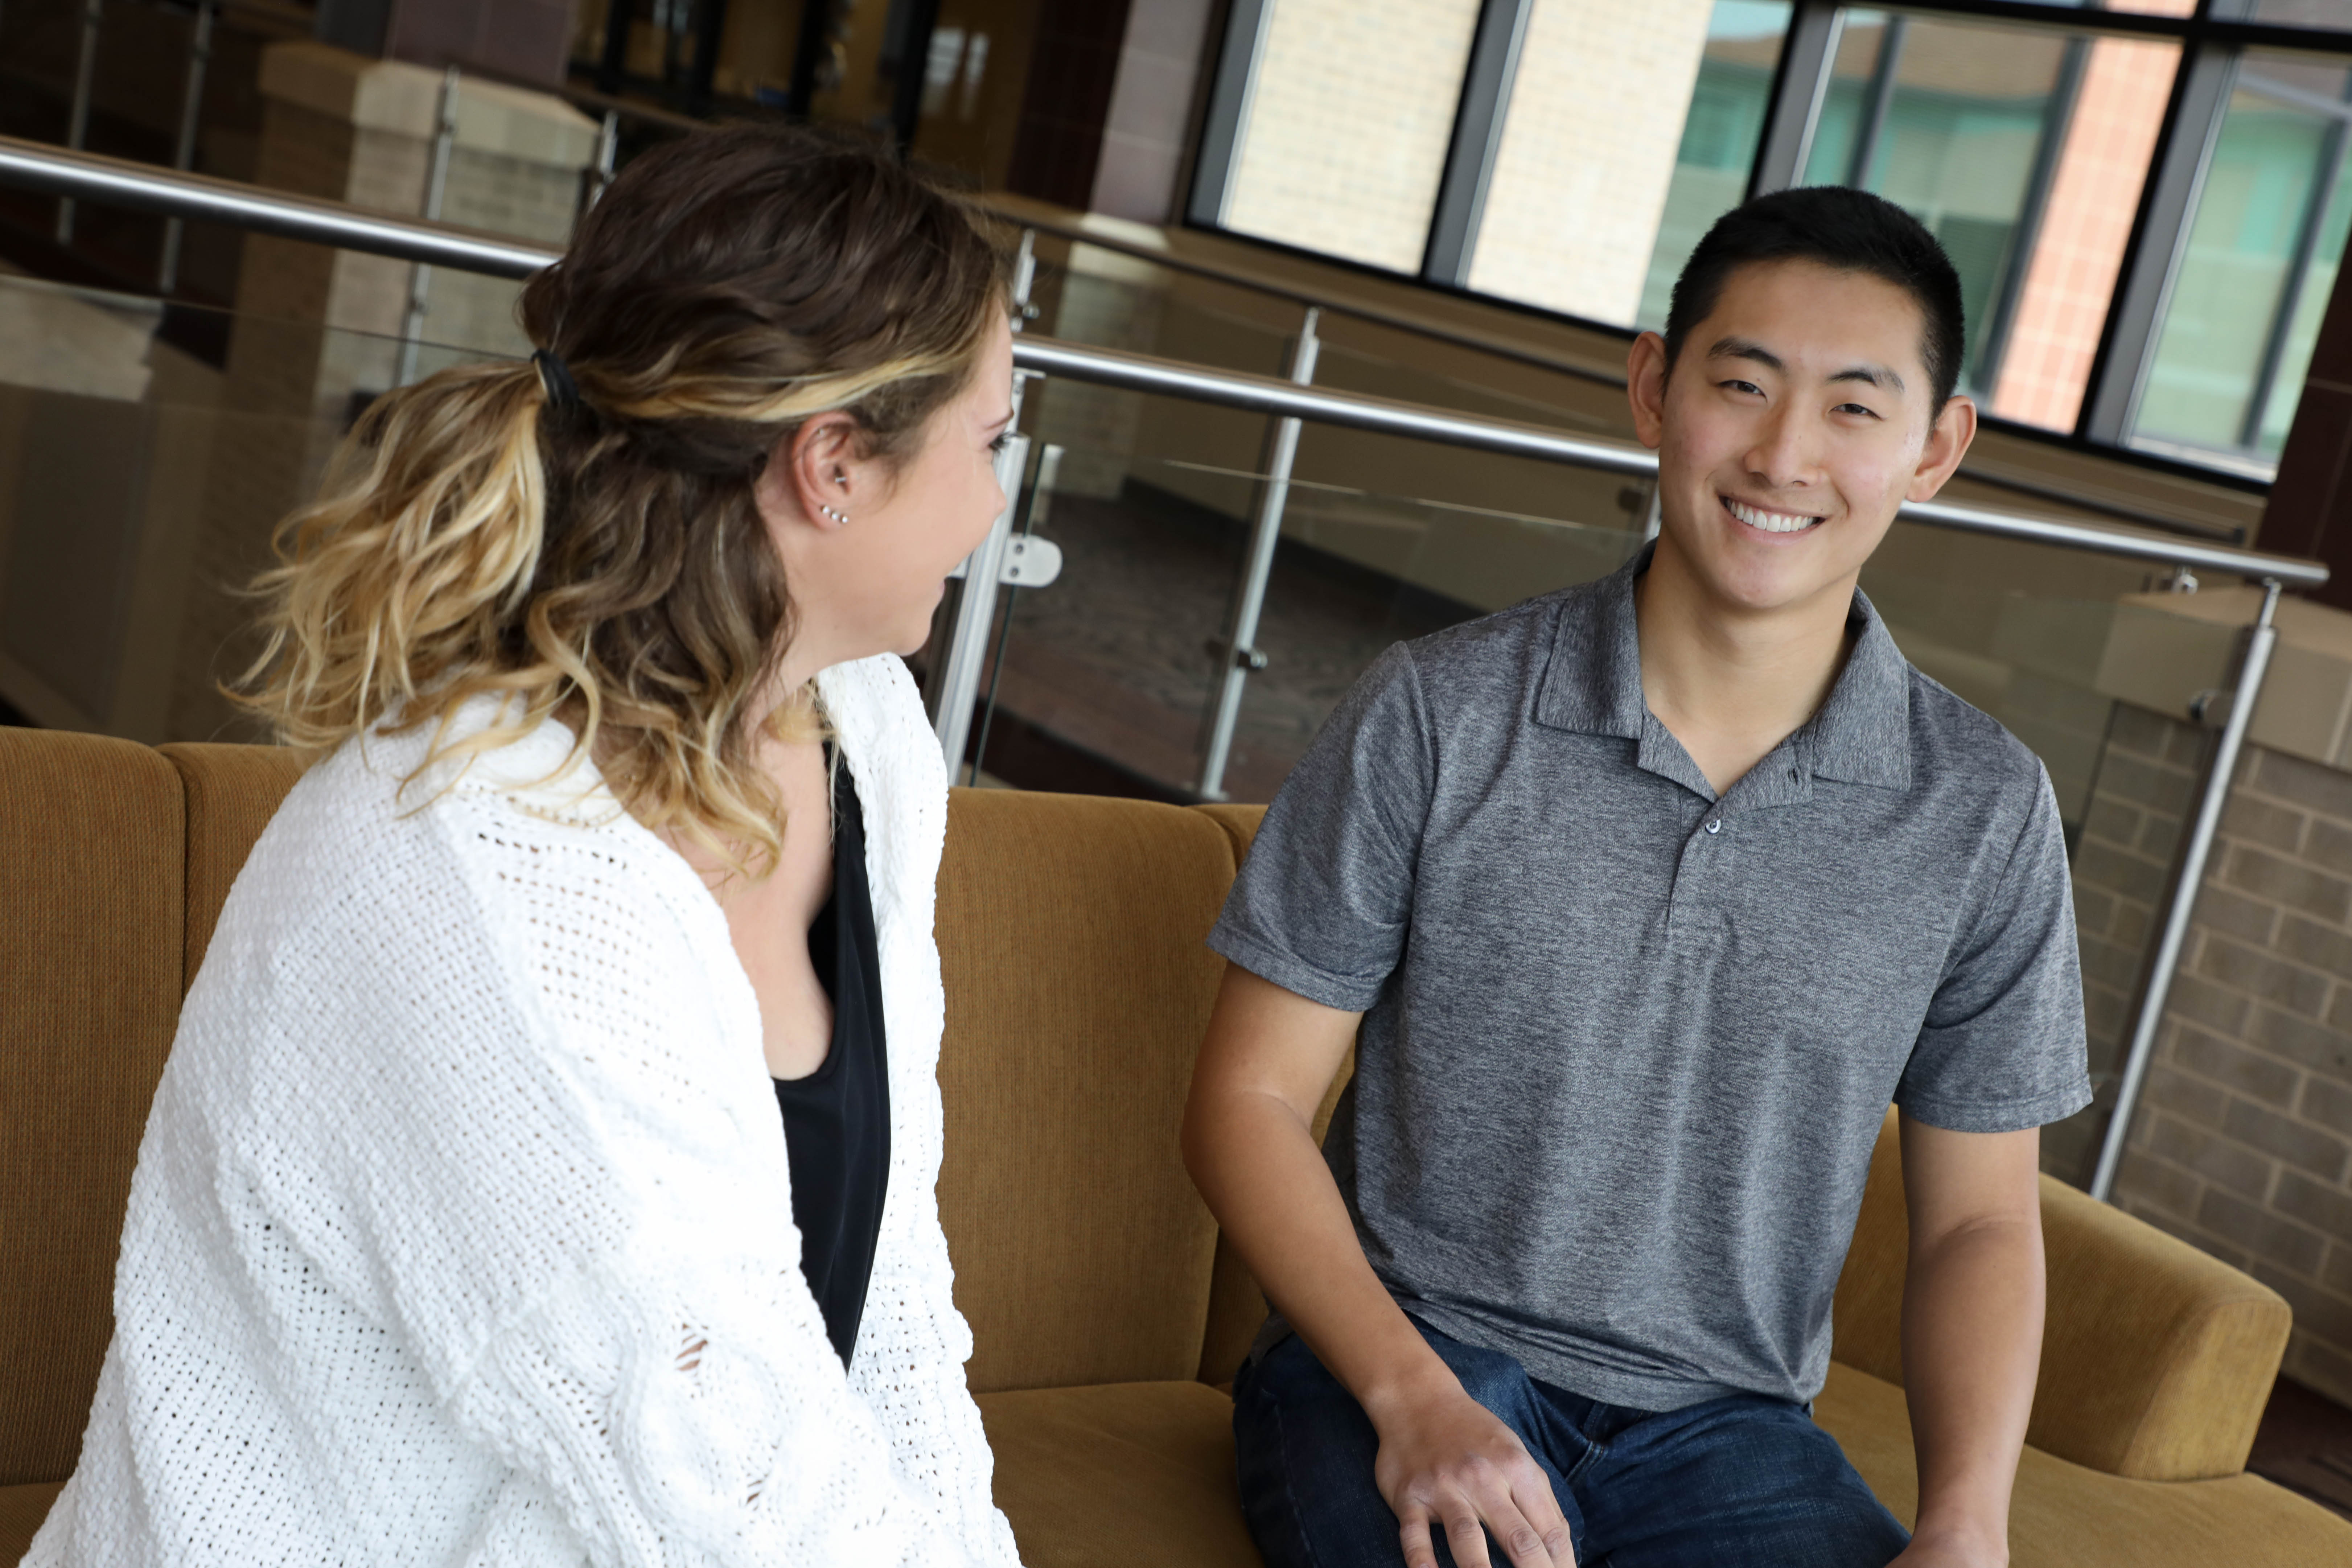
[1534,544,1912,793]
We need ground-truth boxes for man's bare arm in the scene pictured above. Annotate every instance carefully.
[1181,965,1572,1568]
[1891,1115,2044,1567]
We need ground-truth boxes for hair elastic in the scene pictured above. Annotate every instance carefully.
[531,348,581,414]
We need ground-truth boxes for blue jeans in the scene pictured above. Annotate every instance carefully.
[1233,1319,1909,1568]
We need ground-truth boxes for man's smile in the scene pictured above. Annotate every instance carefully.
[1721,493,1823,535]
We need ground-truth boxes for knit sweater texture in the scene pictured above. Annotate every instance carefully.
[28,654,1027,1567]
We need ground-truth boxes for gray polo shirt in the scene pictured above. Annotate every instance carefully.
[1209,548,2091,1412]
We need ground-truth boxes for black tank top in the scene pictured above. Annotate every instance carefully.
[772,752,890,1366]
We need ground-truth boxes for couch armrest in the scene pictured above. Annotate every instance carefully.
[2031,1172,2290,1480]
[1832,1112,2292,1482]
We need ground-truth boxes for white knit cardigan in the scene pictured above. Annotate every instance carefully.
[29,656,1027,1568]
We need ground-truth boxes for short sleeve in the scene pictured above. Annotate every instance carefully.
[1896,765,2093,1133]
[1208,642,1436,1011]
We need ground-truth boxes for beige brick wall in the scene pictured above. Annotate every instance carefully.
[2048,703,2197,1184]
[2085,706,2352,1405]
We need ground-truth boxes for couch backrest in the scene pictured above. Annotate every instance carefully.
[0,729,188,1487]
[934,788,1238,1392]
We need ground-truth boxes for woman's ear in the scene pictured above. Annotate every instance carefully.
[759,412,865,536]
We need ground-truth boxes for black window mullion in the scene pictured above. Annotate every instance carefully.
[1846,16,1909,187]
[1750,0,1849,198]
[1185,0,1274,229]
[1421,0,1534,287]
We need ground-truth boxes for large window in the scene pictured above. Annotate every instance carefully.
[1191,0,2352,483]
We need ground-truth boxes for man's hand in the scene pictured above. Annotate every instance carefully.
[1368,1380,1575,1568]
[1182,966,1575,1568]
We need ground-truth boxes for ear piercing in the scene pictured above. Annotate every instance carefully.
[819,503,850,524]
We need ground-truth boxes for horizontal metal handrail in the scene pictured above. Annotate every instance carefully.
[1017,340,2326,586]
[0,137,552,277]
[0,134,2327,589]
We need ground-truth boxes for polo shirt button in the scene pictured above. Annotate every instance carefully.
[1705,819,1722,835]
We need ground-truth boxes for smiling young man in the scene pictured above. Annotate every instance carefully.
[1181,188,2092,1568]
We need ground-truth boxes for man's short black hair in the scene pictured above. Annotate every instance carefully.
[1664,186,1967,414]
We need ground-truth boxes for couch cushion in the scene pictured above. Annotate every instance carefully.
[981,1367,2352,1568]
[938,789,1239,1393]
[1814,1358,2352,1566]
[0,1479,64,1564]
[0,729,184,1489]
[976,1381,1263,1568]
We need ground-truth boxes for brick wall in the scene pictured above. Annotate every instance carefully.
[2052,704,2202,1181]
[2084,704,2352,1405]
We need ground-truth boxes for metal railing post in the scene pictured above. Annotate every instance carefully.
[585,110,620,214]
[1010,228,1037,332]
[2090,580,2285,1202]
[1195,306,1321,802]
[930,433,1032,770]
[395,66,462,389]
[158,0,215,294]
[55,0,103,243]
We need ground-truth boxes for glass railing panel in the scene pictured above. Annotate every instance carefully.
[1219,484,1645,804]
[949,433,1252,799]
[1020,236,1300,379]
[0,273,512,746]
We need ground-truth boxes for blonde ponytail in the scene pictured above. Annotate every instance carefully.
[240,361,556,752]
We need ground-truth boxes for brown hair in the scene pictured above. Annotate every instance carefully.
[237,123,1007,869]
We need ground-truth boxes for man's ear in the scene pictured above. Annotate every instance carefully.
[1906,393,1978,503]
[1627,332,1670,451]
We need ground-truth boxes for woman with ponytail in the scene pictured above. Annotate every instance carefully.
[30,124,1029,1568]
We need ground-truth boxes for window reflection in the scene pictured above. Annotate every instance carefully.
[1638,3,1796,328]
[2134,53,2352,474]
[1804,12,2173,432]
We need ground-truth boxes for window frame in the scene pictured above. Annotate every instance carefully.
[1184,0,2352,488]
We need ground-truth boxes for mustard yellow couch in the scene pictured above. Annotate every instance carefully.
[4,728,2349,1566]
